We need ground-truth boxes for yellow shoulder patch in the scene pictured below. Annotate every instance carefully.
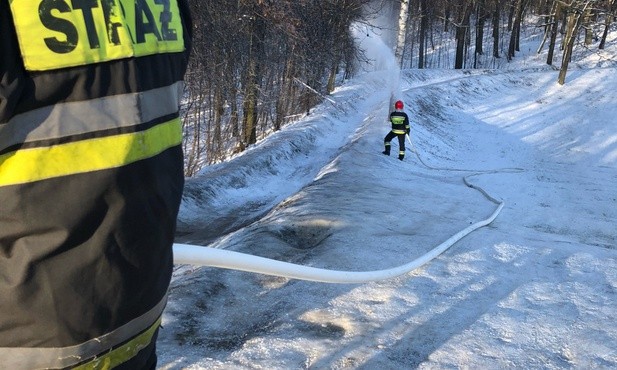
[10,0,185,71]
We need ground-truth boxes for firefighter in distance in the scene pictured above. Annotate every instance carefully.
[383,100,410,161]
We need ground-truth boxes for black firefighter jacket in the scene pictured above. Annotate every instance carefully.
[0,0,192,368]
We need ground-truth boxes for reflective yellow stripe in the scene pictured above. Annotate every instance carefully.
[392,129,407,135]
[0,295,168,369]
[0,118,181,186]
[10,0,185,71]
[0,83,182,153]
[73,317,161,370]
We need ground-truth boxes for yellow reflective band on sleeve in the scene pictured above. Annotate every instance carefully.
[72,317,161,370]
[9,0,185,71]
[0,118,182,186]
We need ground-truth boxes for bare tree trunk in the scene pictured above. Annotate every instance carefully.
[558,9,578,84]
[229,77,240,142]
[275,52,295,132]
[444,3,451,32]
[537,0,555,53]
[583,6,593,45]
[493,0,502,58]
[181,88,197,176]
[559,2,590,85]
[475,0,487,68]
[242,9,265,147]
[508,0,516,30]
[455,2,472,69]
[547,1,561,65]
[212,85,224,162]
[418,0,428,69]
[599,0,617,49]
[395,0,411,66]
[476,0,487,55]
[184,78,206,176]
[327,61,338,93]
[508,0,528,61]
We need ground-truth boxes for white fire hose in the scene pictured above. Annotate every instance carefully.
[172,133,514,284]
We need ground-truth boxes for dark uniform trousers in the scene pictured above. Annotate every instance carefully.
[383,131,406,157]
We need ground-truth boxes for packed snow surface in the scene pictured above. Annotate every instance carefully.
[158,31,617,369]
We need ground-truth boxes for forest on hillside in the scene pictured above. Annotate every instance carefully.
[181,0,617,176]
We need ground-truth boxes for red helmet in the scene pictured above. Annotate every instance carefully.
[394,100,404,110]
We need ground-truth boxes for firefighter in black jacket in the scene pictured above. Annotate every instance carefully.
[383,100,410,160]
[1,1,192,368]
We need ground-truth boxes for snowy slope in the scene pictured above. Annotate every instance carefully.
[158,32,617,369]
